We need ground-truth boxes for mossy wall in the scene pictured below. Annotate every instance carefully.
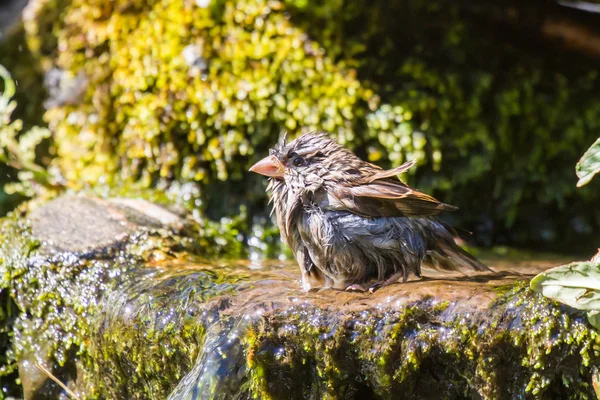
[1,0,600,249]
[242,287,600,400]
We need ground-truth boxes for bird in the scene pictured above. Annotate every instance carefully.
[249,132,490,292]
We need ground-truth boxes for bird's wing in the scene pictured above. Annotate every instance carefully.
[330,179,457,218]
[359,160,416,184]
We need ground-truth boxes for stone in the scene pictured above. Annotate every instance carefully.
[28,195,185,255]
[1,195,598,400]
[2,195,190,399]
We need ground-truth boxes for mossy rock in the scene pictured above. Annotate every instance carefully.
[0,195,230,398]
[0,195,598,399]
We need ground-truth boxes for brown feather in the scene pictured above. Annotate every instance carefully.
[360,159,417,184]
[331,179,457,218]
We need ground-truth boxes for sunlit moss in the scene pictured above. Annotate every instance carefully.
[24,0,378,191]
[242,285,600,399]
[7,0,596,248]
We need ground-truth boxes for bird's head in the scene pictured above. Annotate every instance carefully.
[249,132,363,193]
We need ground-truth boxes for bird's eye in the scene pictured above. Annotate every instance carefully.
[292,157,304,167]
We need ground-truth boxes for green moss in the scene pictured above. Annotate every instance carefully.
[25,0,372,189]
[7,0,596,248]
[0,199,248,398]
[0,289,19,399]
[91,267,243,399]
[284,0,600,246]
[242,285,600,399]
[0,209,35,398]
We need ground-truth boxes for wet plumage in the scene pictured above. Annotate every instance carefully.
[250,132,489,291]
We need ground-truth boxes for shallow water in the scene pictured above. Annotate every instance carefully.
[93,250,580,399]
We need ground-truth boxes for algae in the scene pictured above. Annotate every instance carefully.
[92,266,244,399]
[240,285,600,399]
[0,289,19,399]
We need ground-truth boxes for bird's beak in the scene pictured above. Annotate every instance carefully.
[249,155,285,178]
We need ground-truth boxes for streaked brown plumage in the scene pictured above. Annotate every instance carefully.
[250,132,490,292]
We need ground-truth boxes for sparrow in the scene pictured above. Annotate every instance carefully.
[249,132,489,292]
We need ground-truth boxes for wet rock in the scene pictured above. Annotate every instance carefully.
[29,195,185,255]
[1,195,192,399]
[166,260,597,400]
[1,195,598,399]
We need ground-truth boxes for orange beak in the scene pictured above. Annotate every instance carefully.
[249,155,285,178]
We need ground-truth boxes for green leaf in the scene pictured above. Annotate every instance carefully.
[0,64,16,122]
[0,64,16,100]
[530,261,600,311]
[587,311,600,331]
[576,138,600,187]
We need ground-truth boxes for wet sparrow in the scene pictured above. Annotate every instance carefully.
[250,132,489,292]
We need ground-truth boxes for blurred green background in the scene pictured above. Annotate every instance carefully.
[1,0,599,253]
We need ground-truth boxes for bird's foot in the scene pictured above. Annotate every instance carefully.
[367,271,407,293]
[345,284,368,292]
[302,284,313,292]
[368,284,381,294]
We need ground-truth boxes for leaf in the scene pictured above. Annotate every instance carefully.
[576,138,600,187]
[588,311,600,332]
[530,261,600,311]
[0,64,16,102]
[0,64,16,124]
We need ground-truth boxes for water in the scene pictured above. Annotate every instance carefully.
[87,252,593,399]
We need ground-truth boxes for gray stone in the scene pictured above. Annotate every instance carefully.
[29,196,184,254]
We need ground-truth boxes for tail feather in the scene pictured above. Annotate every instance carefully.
[424,236,491,273]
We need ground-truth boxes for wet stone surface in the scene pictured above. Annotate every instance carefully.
[29,196,185,255]
[1,195,598,400]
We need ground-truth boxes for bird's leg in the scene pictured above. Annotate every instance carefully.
[368,269,407,293]
[298,247,326,292]
[295,246,312,292]
[301,271,312,292]
[325,274,334,287]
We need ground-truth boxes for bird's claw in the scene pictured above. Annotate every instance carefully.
[345,284,368,292]
[346,282,387,293]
